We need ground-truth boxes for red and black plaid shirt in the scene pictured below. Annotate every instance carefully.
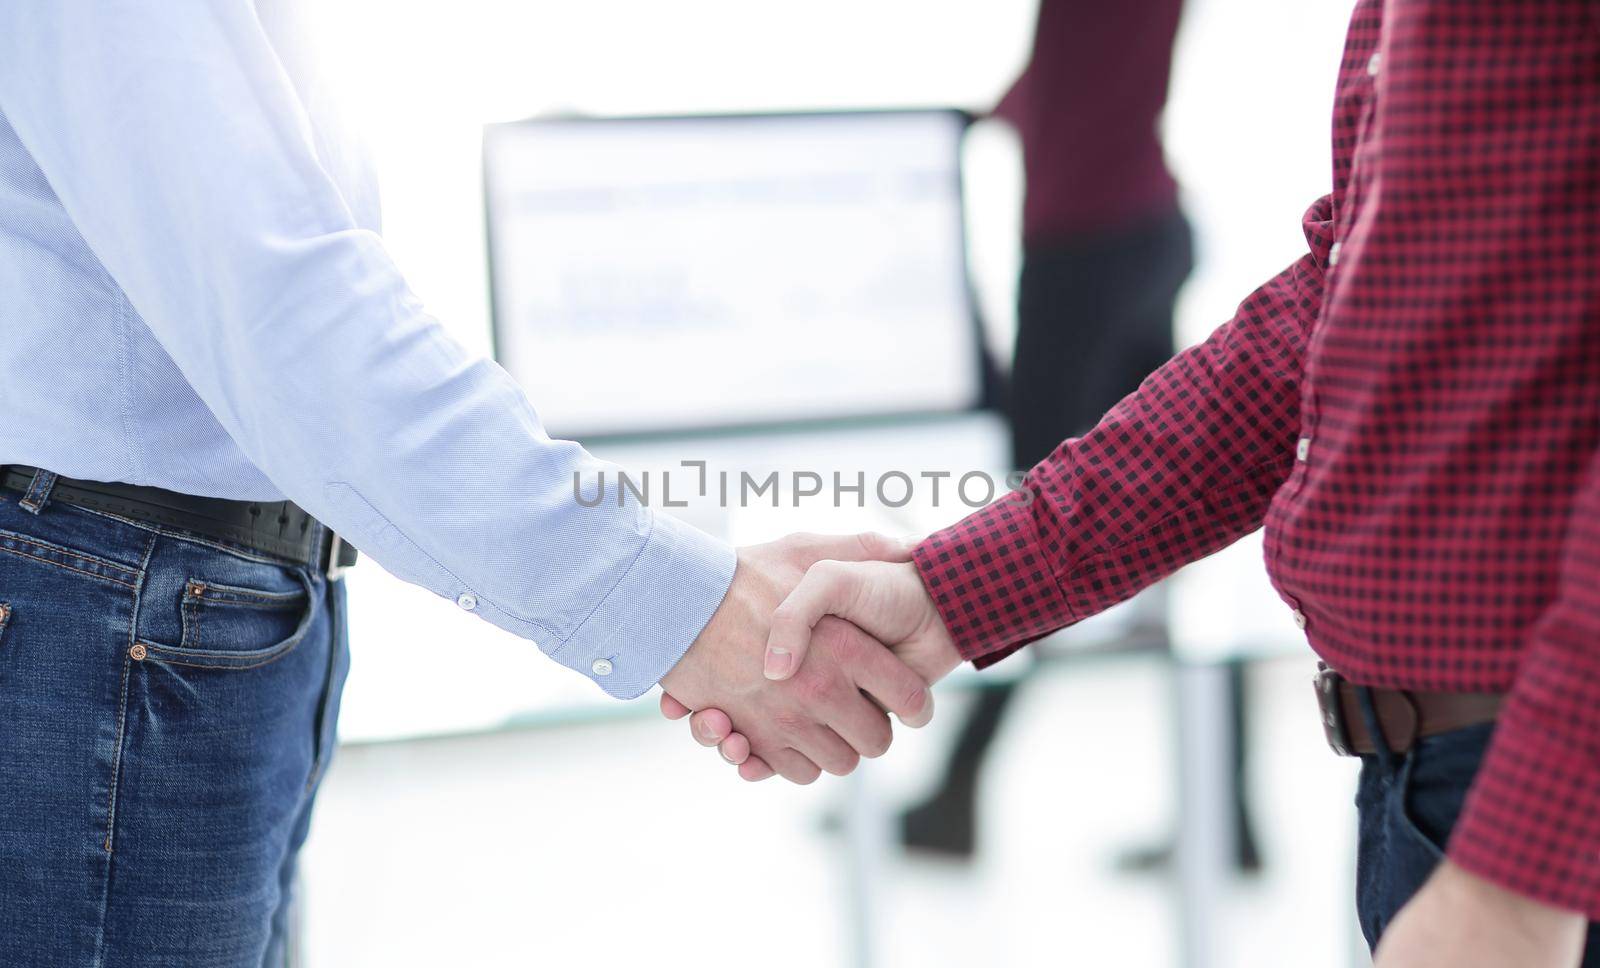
[915,0,1600,916]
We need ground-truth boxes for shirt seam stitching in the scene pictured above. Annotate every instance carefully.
[547,513,659,660]
[116,296,144,485]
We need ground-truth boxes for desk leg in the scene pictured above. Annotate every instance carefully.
[843,766,890,968]
[1175,660,1236,968]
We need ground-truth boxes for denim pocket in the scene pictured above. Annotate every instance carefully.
[1393,722,1494,862]
[139,569,315,671]
[305,579,350,792]
[178,578,307,649]
[1392,754,1446,862]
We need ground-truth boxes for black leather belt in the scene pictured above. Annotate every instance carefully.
[1,466,357,577]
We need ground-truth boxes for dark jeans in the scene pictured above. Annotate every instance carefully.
[0,484,349,967]
[1353,693,1599,963]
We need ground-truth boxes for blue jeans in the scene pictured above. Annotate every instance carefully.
[0,485,349,967]
[1354,692,1599,963]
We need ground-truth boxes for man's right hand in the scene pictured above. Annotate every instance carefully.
[657,535,935,785]
[766,559,963,687]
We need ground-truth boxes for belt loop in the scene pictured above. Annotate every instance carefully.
[1354,686,1397,770]
[19,469,59,515]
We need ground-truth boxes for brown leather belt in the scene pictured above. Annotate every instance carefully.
[1313,662,1503,757]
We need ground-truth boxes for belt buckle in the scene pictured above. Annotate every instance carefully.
[1314,662,1356,756]
[323,531,352,581]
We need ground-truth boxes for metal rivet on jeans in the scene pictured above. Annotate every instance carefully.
[129,643,148,661]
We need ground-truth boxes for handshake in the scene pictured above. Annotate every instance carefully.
[656,532,964,783]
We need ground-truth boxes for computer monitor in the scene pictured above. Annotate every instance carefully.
[483,109,985,439]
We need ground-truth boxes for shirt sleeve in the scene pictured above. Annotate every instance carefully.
[0,0,735,699]
[1448,450,1600,917]
[914,196,1334,665]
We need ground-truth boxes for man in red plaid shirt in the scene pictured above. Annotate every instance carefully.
[671,1,1600,963]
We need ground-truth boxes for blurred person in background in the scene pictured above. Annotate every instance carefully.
[687,1,1600,964]
[894,0,1262,873]
[0,3,933,965]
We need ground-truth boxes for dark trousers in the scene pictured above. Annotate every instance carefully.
[1353,693,1600,962]
[1009,208,1194,466]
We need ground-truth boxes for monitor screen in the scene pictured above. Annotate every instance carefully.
[483,110,982,438]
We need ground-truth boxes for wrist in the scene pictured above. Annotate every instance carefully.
[1433,861,1586,950]
[900,562,963,682]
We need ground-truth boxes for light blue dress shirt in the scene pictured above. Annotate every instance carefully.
[0,0,736,699]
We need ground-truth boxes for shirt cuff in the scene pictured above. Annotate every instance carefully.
[549,511,736,700]
[1447,692,1600,918]
[912,492,1078,667]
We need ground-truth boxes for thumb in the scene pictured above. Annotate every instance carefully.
[764,560,870,680]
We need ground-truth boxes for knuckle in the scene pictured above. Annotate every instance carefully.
[772,711,810,737]
[787,532,820,552]
[901,683,929,720]
[824,751,861,777]
[813,621,856,660]
[792,669,838,706]
[744,732,779,758]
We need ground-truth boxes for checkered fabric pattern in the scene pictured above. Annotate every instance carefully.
[915,0,1600,916]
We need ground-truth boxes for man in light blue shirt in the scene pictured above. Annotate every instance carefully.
[0,3,930,963]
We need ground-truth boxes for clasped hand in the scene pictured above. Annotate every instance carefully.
[657,532,962,783]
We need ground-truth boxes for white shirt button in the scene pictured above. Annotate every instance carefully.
[456,592,478,611]
[1328,241,1342,267]
[1367,51,1382,77]
[1292,609,1308,630]
[1296,437,1311,462]
[591,658,614,677]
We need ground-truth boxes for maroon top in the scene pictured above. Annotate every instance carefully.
[995,0,1185,242]
[921,0,1600,917]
